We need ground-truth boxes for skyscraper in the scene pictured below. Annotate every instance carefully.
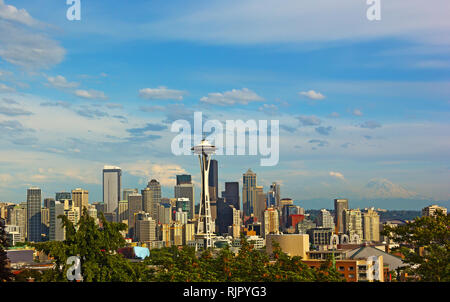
[127,193,143,238]
[118,200,129,224]
[263,207,280,237]
[174,175,195,219]
[147,179,161,220]
[49,200,65,241]
[243,169,257,217]
[27,187,42,242]
[208,159,218,202]
[254,186,267,224]
[141,187,154,214]
[344,209,363,241]
[72,188,89,212]
[363,208,380,242]
[267,182,281,208]
[222,182,240,211]
[334,198,349,234]
[103,165,122,217]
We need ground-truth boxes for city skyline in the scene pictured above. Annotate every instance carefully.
[0,1,449,209]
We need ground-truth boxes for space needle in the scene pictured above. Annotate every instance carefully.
[191,139,217,249]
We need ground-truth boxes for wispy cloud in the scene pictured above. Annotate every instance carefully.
[200,88,263,106]
[75,89,108,101]
[139,86,186,101]
[46,75,79,89]
[299,90,325,100]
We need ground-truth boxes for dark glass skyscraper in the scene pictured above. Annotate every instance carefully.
[222,182,240,210]
[27,187,42,242]
[208,159,218,201]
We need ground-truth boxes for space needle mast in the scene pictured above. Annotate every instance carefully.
[191,139,217,249]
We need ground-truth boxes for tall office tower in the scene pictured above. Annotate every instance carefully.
[135,212,156,243]
[267,182,281,208]
[127,193,143,238]
[281,204,300,230]
[222,182,240,211]
[216,197,234,235]
[158,203,172,225]
[176,174,192,185]
[318,209,335,229]
[363,208,380,242]
[41,207,50,240]
[10,204,27,241]
[243,169,257,217]
[147,179,161,219]
[334,199,349,234]
[183,222,196,245]
[344,209,363,241]
[123,188,138,201]
[254,186,267,224]
[208,159,218,202]
[27,187,42,242]
[192,139,216,249]
[421,204,447,217]
[49,200,65,241]
[118,200,129,223]
[103,165,122,216]
[231,207,241,238]
[174,181,195,219]
[72,188,89,212]
[263,207,280,237]
[55,192,71,202]
[141,187,153,214]
[171,222,183,246]
[43,198,55,209]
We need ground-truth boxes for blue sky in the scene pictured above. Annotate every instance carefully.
[0,0,449,209]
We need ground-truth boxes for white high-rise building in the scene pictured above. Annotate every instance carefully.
[103,166,122,217]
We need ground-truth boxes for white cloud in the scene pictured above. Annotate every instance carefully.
[75,89,108,100]
[353,109,363,116]
[142,0,450,46]
[200,88,263,105]
[46,75,79,89]
[139,86,186,101]
[299,90,325,100]
[0,0,36,26]
[329,171,345,180]
[0,2,65,69]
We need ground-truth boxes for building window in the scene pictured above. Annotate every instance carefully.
[349,266,355,271]
[338,266,345,271]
